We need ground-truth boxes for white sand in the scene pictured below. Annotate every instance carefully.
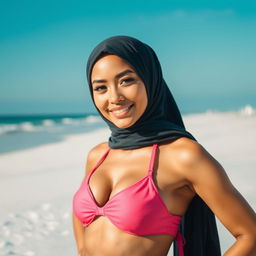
[0,111,255,255]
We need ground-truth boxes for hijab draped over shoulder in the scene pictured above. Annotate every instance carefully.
[86,35,221,256]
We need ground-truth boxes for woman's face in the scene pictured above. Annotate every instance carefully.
[91,54,148,128]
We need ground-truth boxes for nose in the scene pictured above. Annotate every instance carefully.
[109,87,124,103]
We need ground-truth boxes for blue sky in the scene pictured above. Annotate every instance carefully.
[0,0,256,115]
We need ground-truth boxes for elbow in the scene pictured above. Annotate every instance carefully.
[236,232,256,253]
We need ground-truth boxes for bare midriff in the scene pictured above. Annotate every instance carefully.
[83,217,175,256]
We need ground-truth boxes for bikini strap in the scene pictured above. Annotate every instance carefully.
[86,147,111,183]
[148,144,158,175]
[175,231,185,256]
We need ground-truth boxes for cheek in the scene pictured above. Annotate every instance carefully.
[93,94,107,111]
[136,85,148,107]
[125,83,147,100]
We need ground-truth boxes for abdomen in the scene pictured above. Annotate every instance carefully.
[83,216,174,256]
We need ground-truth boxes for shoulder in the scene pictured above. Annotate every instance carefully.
[161,137,207,166]
[87,141,109,160]
[161,137,223,182]
[85,142,109,176]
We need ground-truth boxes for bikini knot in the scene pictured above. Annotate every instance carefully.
[97,207,105,216]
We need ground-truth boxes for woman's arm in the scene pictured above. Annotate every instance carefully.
[174,138,256,255]
[72,213,85,255]
[72,142,109,255]
[72,149,93,255]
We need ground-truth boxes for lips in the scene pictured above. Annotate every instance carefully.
[108,104,134,118]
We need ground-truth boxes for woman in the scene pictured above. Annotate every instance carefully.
[72,35,256,256]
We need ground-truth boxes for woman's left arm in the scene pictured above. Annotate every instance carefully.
[176,138,256,256]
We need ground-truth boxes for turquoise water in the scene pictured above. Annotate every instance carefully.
[0,113,102,134]
[0,113,105,154]
[0,104,255,154]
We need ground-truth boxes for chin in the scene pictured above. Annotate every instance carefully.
[115,124,132,129]
[114,120,135,129]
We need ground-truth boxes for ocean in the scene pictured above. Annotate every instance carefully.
[0,113,105,154]
[0,104,255,154]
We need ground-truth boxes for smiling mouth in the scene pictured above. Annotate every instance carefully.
[112,104,133,113]
[109,104,134,117]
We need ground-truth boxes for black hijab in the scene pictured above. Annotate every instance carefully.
[86,35,221,255]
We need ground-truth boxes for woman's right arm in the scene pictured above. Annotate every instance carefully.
[72,147,96,255]
[72,142,108,255]
[72,213,86,256]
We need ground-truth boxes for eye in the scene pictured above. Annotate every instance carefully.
[93,85,107,92]
[120,78,135,85]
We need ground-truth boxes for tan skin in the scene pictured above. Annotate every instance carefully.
[73,54,256,256]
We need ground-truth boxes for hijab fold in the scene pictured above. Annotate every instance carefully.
[86,35,221,256]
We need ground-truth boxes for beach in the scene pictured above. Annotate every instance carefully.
[0,108,255,255]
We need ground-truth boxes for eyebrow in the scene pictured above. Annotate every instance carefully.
[92,69,134,84]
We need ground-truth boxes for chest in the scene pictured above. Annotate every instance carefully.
[87,147,182,210]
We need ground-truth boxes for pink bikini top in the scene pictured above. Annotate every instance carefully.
[73,144,185,256]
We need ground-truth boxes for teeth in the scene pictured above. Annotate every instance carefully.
[113,105,131,114]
